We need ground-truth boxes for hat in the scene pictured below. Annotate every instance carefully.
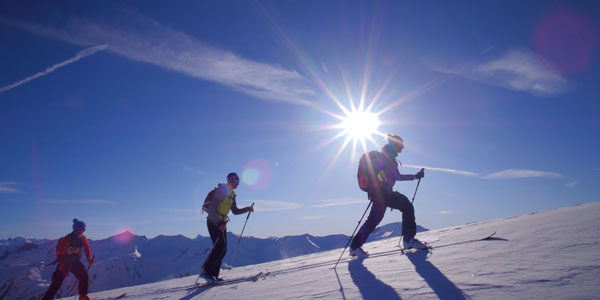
[72,218,86,231]
[227,172,239,181]
[387,134,404,152]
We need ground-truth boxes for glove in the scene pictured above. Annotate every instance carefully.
[415,169,425,179]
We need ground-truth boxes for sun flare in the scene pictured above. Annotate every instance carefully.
[340,109,381,142]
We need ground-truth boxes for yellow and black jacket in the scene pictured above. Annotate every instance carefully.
[206,183,250,225]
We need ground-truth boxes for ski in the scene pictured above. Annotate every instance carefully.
[92,292,127,300]
[429,231,497,249]
[360,231,498,259]
[398,231,497,252]
[186,271,269,290]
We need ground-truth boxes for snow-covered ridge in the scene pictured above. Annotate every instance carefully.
[0,222,425,299]
[0,237,48,259]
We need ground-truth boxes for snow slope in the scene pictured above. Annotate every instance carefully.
[0,222,426,299]
[88,202,600,299]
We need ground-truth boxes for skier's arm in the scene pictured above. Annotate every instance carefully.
[82,235,92,259]
[230,198,251,215]
[392,166,416,181]
[396,168,424,181]
[397,173,416,181]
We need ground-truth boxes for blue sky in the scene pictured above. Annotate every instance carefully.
[1,1,598,240]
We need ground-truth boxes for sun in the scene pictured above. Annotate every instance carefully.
[340,109,381,142]
[316,105,384,172]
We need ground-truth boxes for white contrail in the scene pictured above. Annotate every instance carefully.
[404,164,479,177]
[483,169,564,179]
[0,44,108,93]
[8,14,317,107]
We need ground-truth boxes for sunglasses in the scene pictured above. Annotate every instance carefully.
[232,178,240,183]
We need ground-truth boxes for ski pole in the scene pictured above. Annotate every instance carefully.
[334,200,372,269]
[237,203,254,245]
[229,203,254,267]
[411,168,424,204]
[87,255,95,271]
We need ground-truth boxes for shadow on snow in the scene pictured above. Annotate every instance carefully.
[348,259,402,300]
[406,250,468,300]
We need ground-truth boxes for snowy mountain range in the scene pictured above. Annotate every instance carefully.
[0,222,426,299]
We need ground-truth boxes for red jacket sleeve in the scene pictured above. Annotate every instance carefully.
[82,235,92,259]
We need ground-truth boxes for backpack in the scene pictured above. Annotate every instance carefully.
[201,188,218,214]
[357,151,391,192]
[55,233,83,264]
[55,236,66,256]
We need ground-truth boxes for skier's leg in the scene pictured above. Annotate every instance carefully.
[71,261,89,297]
[389,191,417,240]
[351,196,386,249]
[213,230,227,278]
[42,264,68,300]
[202,220,222,277]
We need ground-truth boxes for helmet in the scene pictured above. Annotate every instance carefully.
[387,134,404,152]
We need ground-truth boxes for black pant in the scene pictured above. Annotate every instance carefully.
[351,189,416,250]
[202,219,227,278]
[42,261,89,300]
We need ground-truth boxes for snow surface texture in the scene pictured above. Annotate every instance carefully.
[86,202,600,300]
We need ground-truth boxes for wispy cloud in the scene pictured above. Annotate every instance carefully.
[253,200,301,212]
[5,12,316,106]
[46,200,117,205]
[182,166,205,175]
[164,208,203,214]
[0,182,20,193]
[297,216,326,221]
[565,181,578,188]
[440,210,453,215]
[483,169,564,179]
[0,45,108,93]
[313,198,367,208]
[431,49,573,96]
[404,164,479,177]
